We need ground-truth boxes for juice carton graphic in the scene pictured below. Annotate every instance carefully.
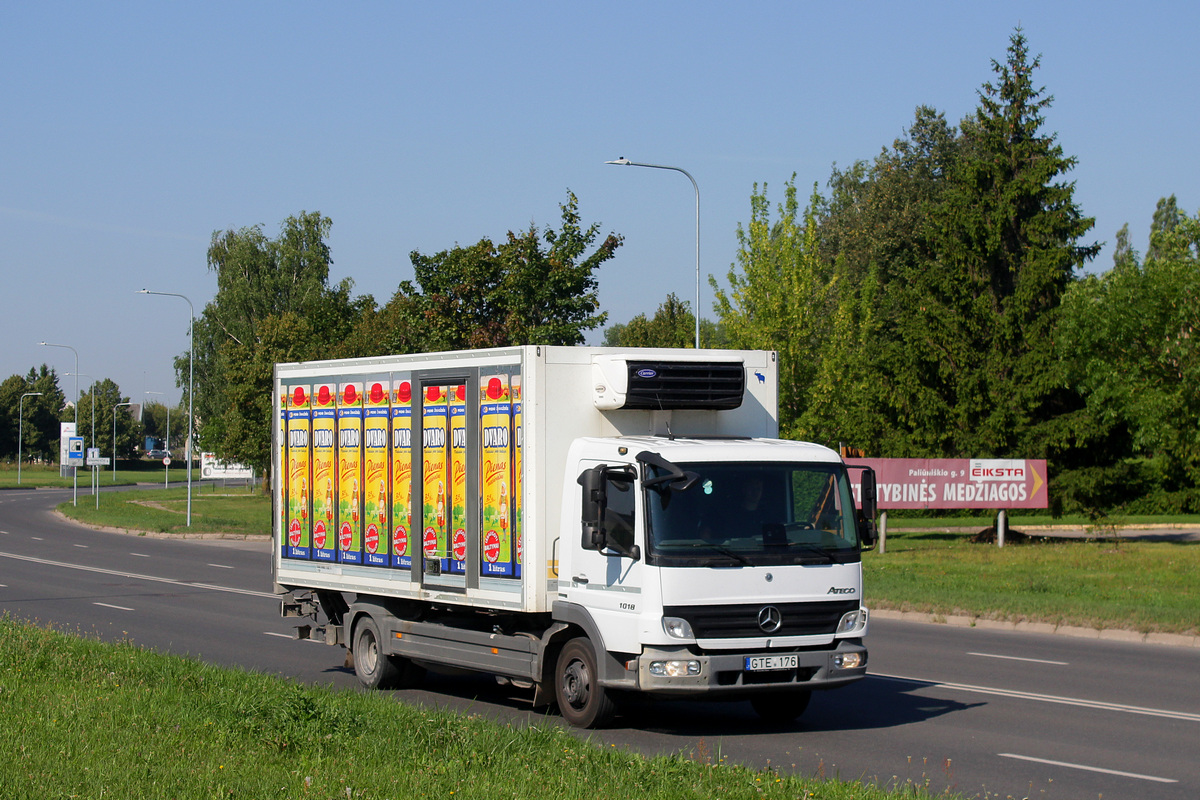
[480,375,514,576]
[421,385,449,571]
[449,384,468,574]
[391,378,413,569]
[363,379,391,567]
[337,382,364,565]
[311,382,338,562]
[284,384,312,559]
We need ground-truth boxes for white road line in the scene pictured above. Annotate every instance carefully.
[968,652,1069,666]
[0,551,277,600]
[130,553,150,558]
[31,537,43,541]
[264,631,323,644]
[207,563,234,569]
[999,753,1177,783]
[874,673,1200,723]
[74,544,88,548]
[94,602,134,612]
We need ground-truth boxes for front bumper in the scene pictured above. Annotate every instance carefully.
[630,638,867,697]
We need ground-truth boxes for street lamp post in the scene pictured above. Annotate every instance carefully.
[138,289,194,526]
[605,157,702,349]
[38,341,79,505]
[18,392,43,485]
[113,401,134,483]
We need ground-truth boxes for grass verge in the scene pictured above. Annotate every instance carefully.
[865,530,1200,635]
[0,616,955,800]
[58,485,268,535]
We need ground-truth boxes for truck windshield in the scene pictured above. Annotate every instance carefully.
[644,462,861,567]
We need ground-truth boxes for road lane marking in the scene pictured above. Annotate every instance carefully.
[131,553,150,558]
[207,563,234,569]
[874,673,1200,723]
[74,544,89,548]
[94,602,134,612]
[999,753,1177,783]
[264,631,323,644]
[968,652,1069,666]
[0,551,276,600]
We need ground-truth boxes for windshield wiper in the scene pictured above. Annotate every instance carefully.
[782,542,839,563]
[671,541,752,565]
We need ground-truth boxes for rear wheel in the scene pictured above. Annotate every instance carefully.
[555,638,616,728]
[353,616,399,689]
[750,690,811,723]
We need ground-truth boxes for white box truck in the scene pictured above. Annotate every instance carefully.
[273,346,877,727]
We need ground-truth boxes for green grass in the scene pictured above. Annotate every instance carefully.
[865,530,1200,635]
[0,461,187,489]
[0,616,955,800]
[57,485,268,535]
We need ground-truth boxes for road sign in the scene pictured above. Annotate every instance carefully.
[67,437,85,467]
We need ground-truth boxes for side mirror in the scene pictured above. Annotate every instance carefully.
[857,468,878,547]
[578,466,607,551]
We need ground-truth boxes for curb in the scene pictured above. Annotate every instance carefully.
[870,608,1200,649]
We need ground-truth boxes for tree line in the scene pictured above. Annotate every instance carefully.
[0,367,183,464]
[6,30,1192,514]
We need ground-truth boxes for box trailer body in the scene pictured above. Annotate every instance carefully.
[273,346,876,727]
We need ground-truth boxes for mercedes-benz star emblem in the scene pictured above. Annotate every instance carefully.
[757,605,783,633]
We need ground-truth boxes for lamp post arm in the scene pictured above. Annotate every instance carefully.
[604,159,701,348]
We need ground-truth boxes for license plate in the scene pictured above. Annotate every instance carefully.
[745,655,798,672]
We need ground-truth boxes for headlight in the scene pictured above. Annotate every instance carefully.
[662,616,695,639]
[649,659,702,677]
[836,607,868,634]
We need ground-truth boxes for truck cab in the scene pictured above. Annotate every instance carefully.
[554,436,874,726]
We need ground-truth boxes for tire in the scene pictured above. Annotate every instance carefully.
[353,615,400,690]
[750,690,811,724]
[554,638,617,728]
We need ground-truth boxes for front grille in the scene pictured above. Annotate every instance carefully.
[663,599,858,638]
[622,361,745,410]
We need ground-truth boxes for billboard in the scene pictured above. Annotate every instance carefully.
[200,453,254,480]
[849,458,1047,510]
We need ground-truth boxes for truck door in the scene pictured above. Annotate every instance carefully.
[567,460,645,654]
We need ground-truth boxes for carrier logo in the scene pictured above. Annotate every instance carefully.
[635,368,658,379]
[827,586,856,595]
[757,605,783,633]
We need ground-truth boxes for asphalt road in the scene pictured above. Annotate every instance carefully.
[2,485,1197,799]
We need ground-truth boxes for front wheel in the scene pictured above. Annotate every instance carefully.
[554,638,616,728]
[750,690,811,724]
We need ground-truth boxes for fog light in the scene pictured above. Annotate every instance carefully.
[662,616,695,639]
[649,659,701,677]
[833,652,863,669]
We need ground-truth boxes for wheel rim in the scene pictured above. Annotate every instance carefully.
[360,630,379,675]
[561,658,590,710]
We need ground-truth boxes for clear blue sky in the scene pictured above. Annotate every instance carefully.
[3,2,1196,408]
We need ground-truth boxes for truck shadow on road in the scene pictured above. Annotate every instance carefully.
[338,667,981,735]
[613,676,983,735]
